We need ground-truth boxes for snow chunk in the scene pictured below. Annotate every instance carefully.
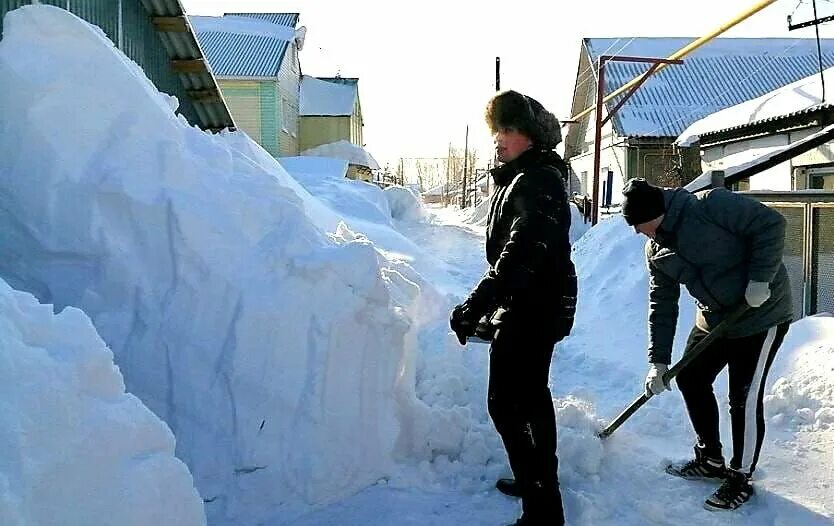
[385,186,427,222]
[0,278,205,526]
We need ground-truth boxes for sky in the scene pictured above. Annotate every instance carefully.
[181,0,834,171]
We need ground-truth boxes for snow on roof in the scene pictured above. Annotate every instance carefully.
[190,15,296,41]
[302,140,379,169]
[300,75,357,116]
[677,66,834,146]
[583,37,834,137]
[222,12,299,28]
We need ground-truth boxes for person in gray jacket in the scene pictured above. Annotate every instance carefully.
[622,178,792,511]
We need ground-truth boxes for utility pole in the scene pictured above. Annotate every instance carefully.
[788,0,831,102]
[462,125,469,209]
[445,143,451,205]
[489,56,500,198]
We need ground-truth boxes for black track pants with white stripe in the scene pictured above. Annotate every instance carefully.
[675,321,790,476]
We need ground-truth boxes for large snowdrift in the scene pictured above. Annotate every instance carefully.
[0,278,205,526]
[0,6,416,524]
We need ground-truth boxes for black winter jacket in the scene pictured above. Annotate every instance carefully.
[464,149,577,343]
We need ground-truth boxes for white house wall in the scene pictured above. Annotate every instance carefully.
[701,127,834,191]
[567,115,627,204]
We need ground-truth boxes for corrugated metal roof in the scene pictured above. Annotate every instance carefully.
[196,30,289,78]
[191,15,293,78]
[584,37,834,137]
[224,12,299,28]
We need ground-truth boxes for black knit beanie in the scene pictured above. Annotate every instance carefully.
[622,178,665,226]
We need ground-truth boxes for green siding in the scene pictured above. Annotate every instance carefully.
[68,0,118,43]
[218,82,260,143]
[258,81,279,157]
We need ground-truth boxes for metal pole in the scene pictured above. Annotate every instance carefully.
[462,125,470,209]
[592,58,605,225]
[495,57,501,91]
[813,0,826,102]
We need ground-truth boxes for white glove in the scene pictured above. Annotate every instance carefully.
[745,280,771,308]
[645,363,670,396]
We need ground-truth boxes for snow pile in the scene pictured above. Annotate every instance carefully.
[0,6,416,524]
[678,65,834,146]
[300,75,357,116]
[568,203,591,244]
[461,198,490,227]
[301,139,380,170]
[385,186,427,222]
[766,314,834,431]
[281,156,392,225]
[0,278,205,526]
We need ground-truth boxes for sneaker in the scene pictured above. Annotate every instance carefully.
[496,478,524,498]
[666,446,728,480]
[704,472,754,511]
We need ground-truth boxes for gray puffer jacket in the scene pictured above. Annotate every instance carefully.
[646,187,793,364]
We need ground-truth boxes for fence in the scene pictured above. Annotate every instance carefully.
[744,192,834,319]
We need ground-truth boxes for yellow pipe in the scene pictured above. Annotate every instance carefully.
[570,0,778,122]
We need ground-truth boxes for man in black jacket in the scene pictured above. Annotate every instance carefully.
[450,90,577,526]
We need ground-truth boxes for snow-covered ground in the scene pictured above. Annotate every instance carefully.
[0,5,832,526]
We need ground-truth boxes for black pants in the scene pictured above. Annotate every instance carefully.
[488,323,564,524]
[676,322,790,476]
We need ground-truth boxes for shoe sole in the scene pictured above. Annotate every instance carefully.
[665,466,729,481]
[703,492,754,511]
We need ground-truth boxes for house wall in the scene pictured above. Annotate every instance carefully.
[299,115,351,152]
[351,98,363,146]
[700,127,834,191]
[567,116,627,206]
[277,43,300,156]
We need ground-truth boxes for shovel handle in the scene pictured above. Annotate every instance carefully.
[597,305,749,440]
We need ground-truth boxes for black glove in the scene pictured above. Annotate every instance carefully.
[450,303,479,345]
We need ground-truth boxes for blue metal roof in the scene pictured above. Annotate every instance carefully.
[196,31,289,77]
[192,15,296,78]
[584,38,834,137]
[224,13,299,28]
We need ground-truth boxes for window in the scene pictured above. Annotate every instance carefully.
[811,173,834,190]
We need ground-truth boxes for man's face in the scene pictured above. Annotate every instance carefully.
[494,128,532,163]
[633,215,664,239]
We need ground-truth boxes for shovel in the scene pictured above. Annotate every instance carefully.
[597,305,749,440]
